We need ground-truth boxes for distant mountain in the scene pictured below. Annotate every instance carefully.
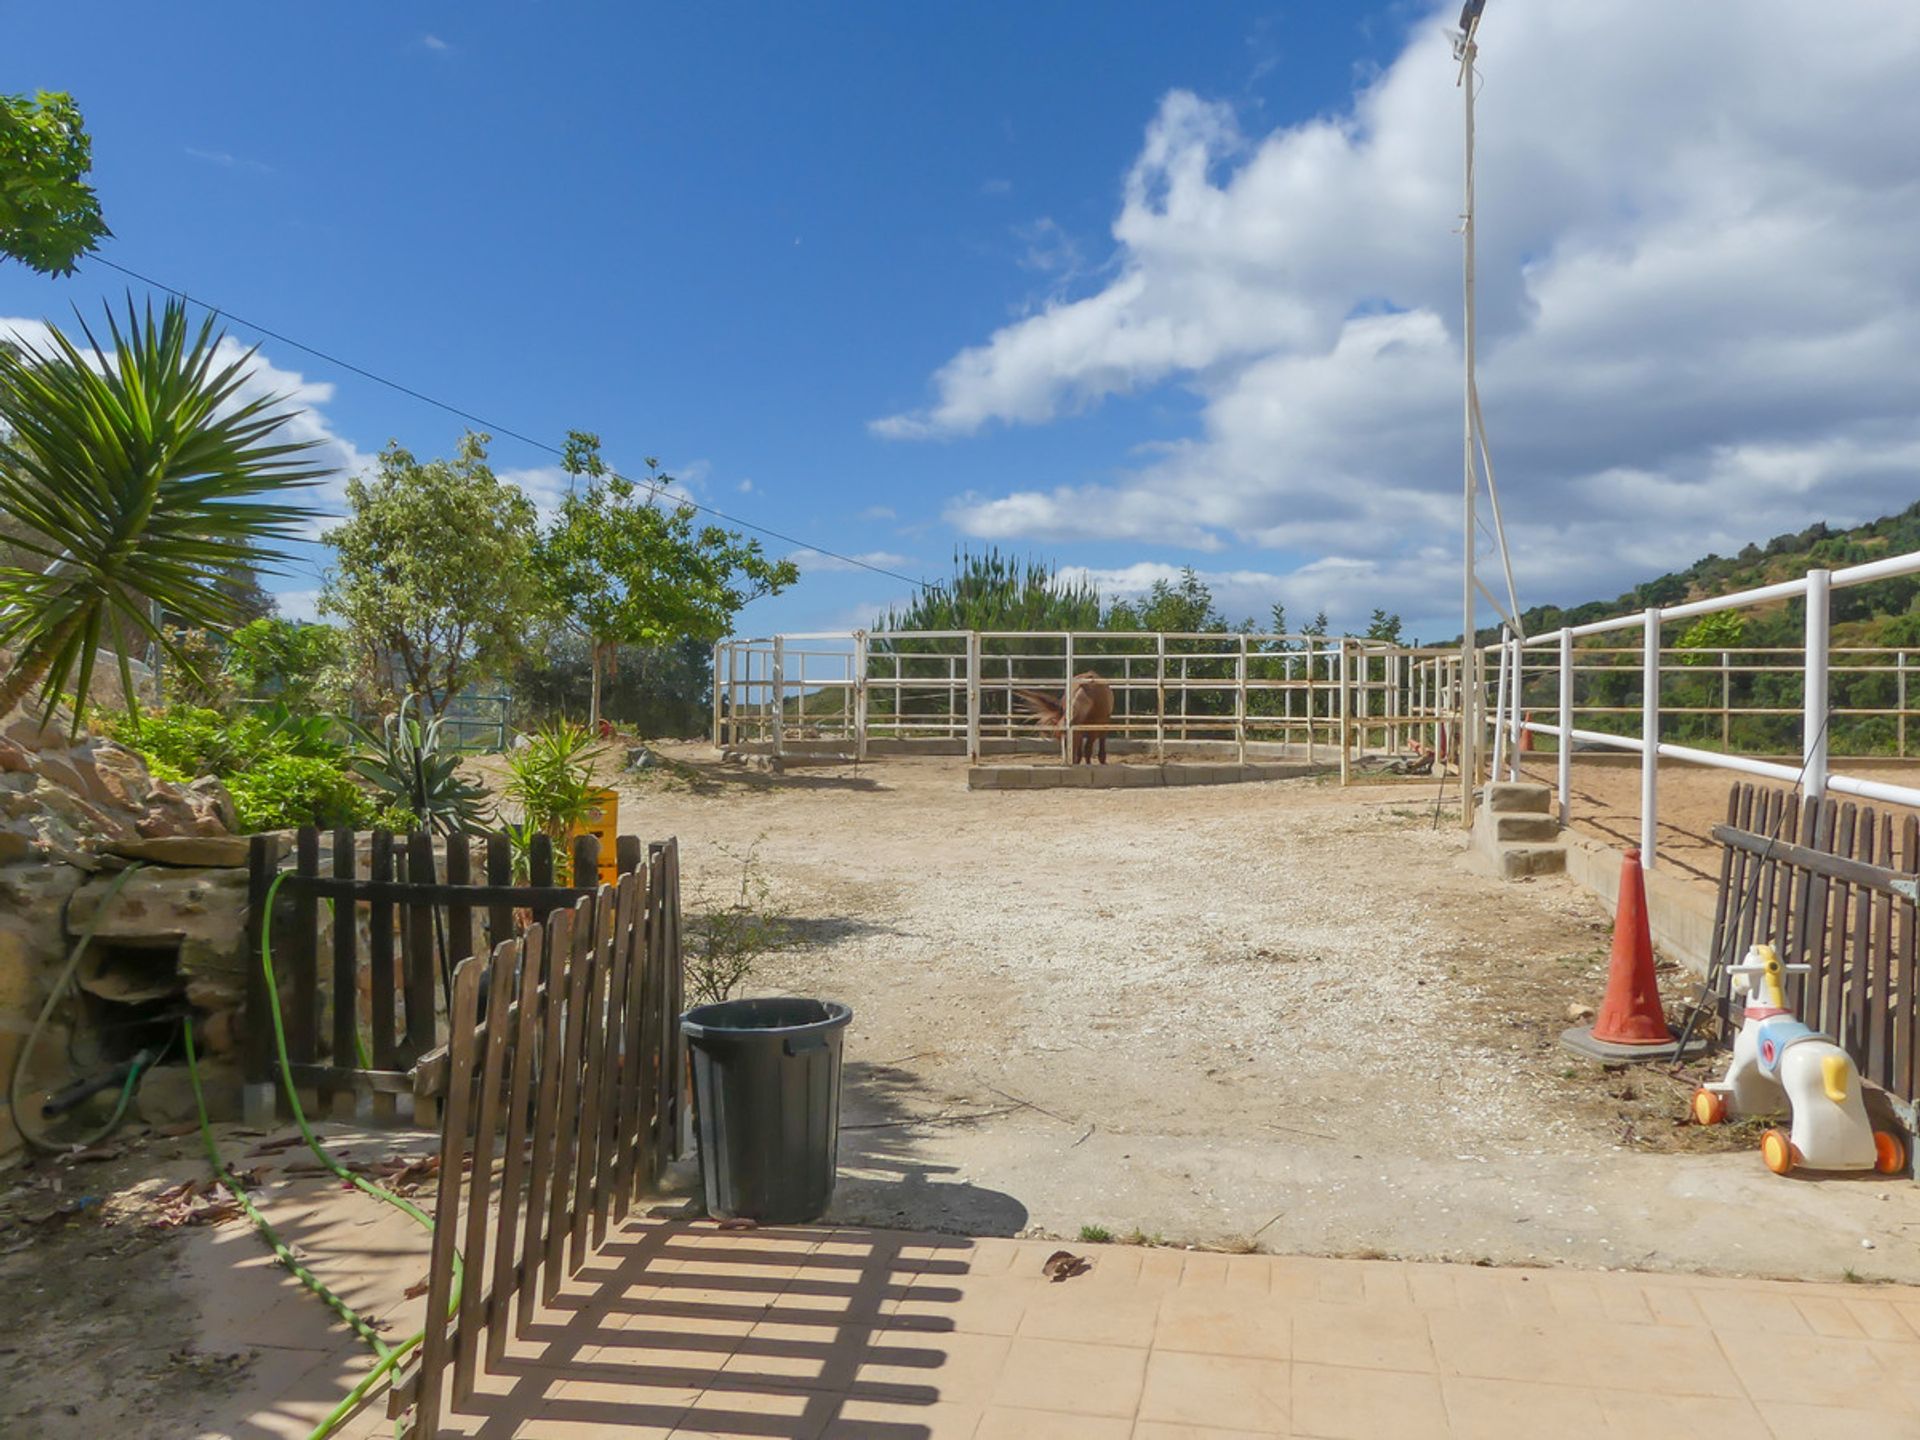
[1484,501,1920,651]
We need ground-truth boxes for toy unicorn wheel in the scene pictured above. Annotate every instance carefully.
[1876,1132,1906,1175]
[1761,1128,1798,1176]
[1691,1088,1727,1125]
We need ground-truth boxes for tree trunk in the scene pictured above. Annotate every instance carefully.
[0,648,54,720]
[588,640,603,731]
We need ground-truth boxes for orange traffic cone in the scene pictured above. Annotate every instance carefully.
[1436,723,1450,764]
[1591,849,1674,1045]
[1518,712,1534,752]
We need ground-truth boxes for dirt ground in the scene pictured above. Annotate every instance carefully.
[611,743,1920,1282]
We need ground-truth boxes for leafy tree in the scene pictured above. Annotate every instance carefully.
[225,616,347,709]
[878,547,1102,632]
[1676,610,1744,665]
[320,432,543,716]
[0,299,320,723]
[1136,568,1224,633]
[534,435,799,728]
[0,91,109,275]
[1365,608,1405,643]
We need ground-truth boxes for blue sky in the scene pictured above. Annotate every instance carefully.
[6,2,1919,642]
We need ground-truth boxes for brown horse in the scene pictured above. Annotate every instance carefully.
[1015,672,1115,764]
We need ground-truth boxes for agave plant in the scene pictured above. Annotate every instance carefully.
[500,719,608,882]
[0,297,323,725]
[352,694,493,835]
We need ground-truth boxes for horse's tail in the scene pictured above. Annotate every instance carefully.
[1014,689,1065,726]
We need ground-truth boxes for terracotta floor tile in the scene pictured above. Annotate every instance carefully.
[976,1406,1132,1438]
[667,1385,834,1439]
[1440,1376,1611,1440]
[1130,1426,1282,1440]
[1598,1391,1767,1439]
[1694,1286,1814,1337]
[892,1273,1041,1337]
[1224,1256,1272,1293]
[1431,1316,1742,1396]
[1018,1285,1161,1348]
[1290,1362,1448,1440]
[718,1319,911,1391]
[1288,1302,1434,1373]
[856,1330,1014,1406]
[1153,1291,1291,1360]
[995,1338,1148,1418]
[1137,1352,1288,1432]
[1641,1284,1709,1328]
[1846,1298,1920,1342]
[818,1398,984,1438]
[1795,1295,1871,1339]
[1756,1401,1920,1439]
[1179,1254,1232,1289]
[1748,1334,1910,1410]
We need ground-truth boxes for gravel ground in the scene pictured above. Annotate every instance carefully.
[593,743,1920,1281]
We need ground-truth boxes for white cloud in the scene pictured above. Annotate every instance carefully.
[737,478,754,493]
[980,178,1013,197]
[878,0,1920,632]
[422,33,450,52]
[859,505,898,521]
[786,549,915,575]
[185,146,273,174]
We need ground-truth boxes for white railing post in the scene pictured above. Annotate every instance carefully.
[1557,628,1572,827]
[1508,633,1523,780]
[1641,609,1660,867]
[965,631,981,763]
[1337,639,1351,785]
[1900,651,1908,759]
[1490,627,1510,781]
[1155,633,1166,761]
[771,635,787,758]
[1236,634,1248,764]
[1804,568,1830,801]
[853,632,869,761]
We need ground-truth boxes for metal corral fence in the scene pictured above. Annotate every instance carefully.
[1449,552,1920,869]
[712,630,1467,773]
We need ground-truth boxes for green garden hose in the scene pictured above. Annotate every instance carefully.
[178,869,463,1440]
[7,864,146,1154]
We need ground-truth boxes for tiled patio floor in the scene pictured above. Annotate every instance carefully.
[213,1216,1920,1439]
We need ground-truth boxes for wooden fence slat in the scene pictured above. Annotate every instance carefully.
[290,827,321,1065]
[1823,802,1858,1041]
[518,902,573,1337]
[1896,821,1912,1105]
[402,955,483,1438]
[331,827,357,1103]
[369,830,398,1070]
[651,845,674,1181]
[1871,813,1895,1088]
[570,883,615,1270]
[453,936,520,1404]
[666,840,685,1162]
[617,834,643,879]
[612,865,650,1224]
[1848,817,1874,1071]
[544,895,598,1301]
[486,834,514,956]
[592,873,639,1246]
[488,920,546,1369]
[1708,785,1741,1026]
[529,832,554,889]
[244,836,274,1085]
[405,831,439,1061]
[446,835,475,979]
[573,834,600,894]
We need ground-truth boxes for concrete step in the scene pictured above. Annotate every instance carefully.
[1485,780,1552,814]
[1495,813,1561,843]
[1494,843,1567,879]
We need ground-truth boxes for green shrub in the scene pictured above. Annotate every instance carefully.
[226,752,377,832]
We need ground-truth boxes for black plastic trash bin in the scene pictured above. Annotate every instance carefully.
[680,996,852,1224]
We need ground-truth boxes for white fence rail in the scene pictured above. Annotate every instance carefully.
[1475,553,1920,869]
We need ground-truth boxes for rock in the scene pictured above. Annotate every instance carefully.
[0,831,37,864]
[67,866,251,967]
[104,836,253,868]
[29,749,89,800]
[0,738,29,773]
[1566,1002,1596,1023]
[136,1059,241,1126]
[1,709,70,752]
[0,918,40,1011]
[75,741,152,812]
[187,776,239,833]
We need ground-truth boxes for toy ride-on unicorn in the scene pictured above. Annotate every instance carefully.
[1690,943,1905,1177]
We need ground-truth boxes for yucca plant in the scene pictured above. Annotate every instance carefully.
[0,297,322,726]
[352,694,493,835]
[500,719,607,882]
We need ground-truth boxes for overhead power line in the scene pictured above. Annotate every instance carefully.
[84,255,933,592]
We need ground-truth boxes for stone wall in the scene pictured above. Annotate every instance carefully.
[0,700,256,1155]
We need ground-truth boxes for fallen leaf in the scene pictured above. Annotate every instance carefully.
[716,1218,757,1231]
[403,1275,431,1299]
[1042,1250,1090,1282]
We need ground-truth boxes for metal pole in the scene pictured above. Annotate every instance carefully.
[1458,22,1481,825]
[1557,628,1573,827]
[1155,633,1166,761]
[1804,568,1830,801]
[1508,632,1523,781]
[1641,609,1660,867]
[1721,649,1731,750]
[1490,628,1510,782]
[1900,651,1908,759]
[1236,634,1248,765]
[711,641,723,746]
[1338,640,1351,786]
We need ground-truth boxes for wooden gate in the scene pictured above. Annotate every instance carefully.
[1709,782,1920,1107]
[391,840,684,1438]
[245,827,635,1109]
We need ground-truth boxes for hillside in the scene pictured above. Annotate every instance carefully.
[1487,501,1920,651]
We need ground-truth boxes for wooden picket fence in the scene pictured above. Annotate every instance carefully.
[391,840,684,1438]
[1710,782,1920,1105]
[245,827,635,1108]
